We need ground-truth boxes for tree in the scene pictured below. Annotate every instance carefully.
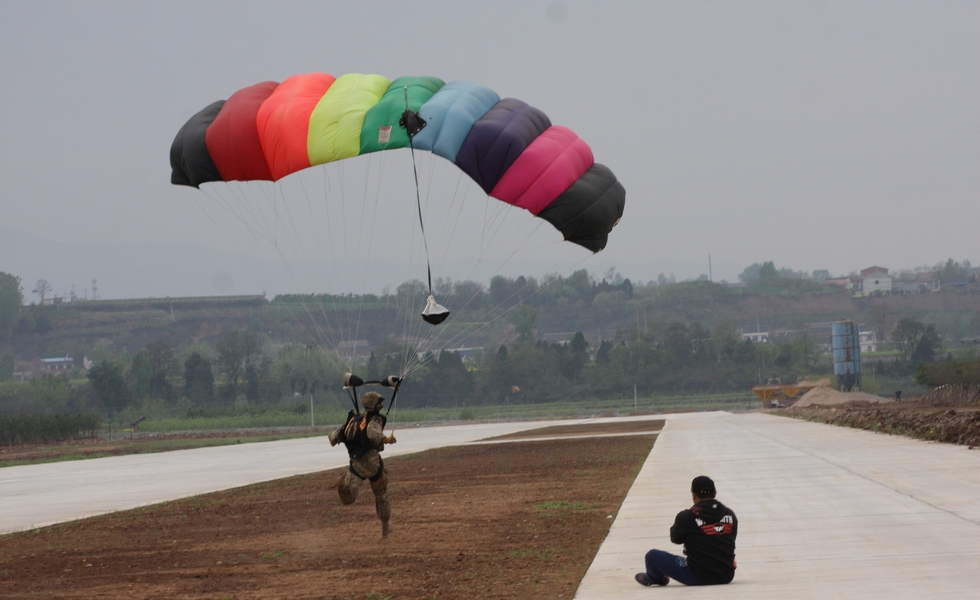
[910,325,941,365]
[595,340,612,364]
[144,341,178,400]
[558,332,589,381]
[811,270,831,283]
[432,350,473,397]
[868,301,891,347]
[0,352,14,381]
[32,279,52,303]
[276,344,333,397]
[893,318,926,364]
[758,261,778,284]
[938,259,971,285]
[512,305,538,345]
[215,330,261,400]
[87,361,131,412]
[738,263,764,283]
[0,272,23,339]
[129,350,152,401]
[183,352,215,404]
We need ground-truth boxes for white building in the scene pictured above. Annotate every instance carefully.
[859,330,877,353]
[860,266,892,295]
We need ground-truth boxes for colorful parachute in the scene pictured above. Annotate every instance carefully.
[171,73,625,252]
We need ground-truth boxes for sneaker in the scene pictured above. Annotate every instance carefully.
[635,573,669,586]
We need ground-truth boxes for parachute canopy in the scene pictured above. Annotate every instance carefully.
[171,73,625,252]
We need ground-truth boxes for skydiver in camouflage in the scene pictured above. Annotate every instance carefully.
[328,391,396,537]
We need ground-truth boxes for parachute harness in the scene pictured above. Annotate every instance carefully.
[343,372,402,439]
[400,87,450,326]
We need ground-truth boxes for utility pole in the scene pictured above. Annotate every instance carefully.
[634,384,638,412]
[310,393,315,427]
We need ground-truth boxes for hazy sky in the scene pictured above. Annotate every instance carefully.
[1,1,978,297]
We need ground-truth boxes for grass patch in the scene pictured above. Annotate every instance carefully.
[137,392,758,433]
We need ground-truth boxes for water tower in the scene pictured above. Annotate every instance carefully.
[831,320,861,391]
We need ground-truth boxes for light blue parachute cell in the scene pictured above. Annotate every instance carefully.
[413,81,500,162]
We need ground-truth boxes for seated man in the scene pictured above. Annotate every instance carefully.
[636,475,737,587]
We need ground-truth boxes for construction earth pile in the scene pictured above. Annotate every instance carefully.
[784,384,980,448]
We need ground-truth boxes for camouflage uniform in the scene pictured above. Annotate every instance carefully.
[328,392,393,536]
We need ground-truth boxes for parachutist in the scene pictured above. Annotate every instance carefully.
[328,392,395,537]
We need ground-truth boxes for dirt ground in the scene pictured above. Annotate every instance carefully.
[0,425,657,599]
[783,390,980,448]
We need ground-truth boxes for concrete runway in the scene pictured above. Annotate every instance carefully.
[0,418,587,534]
[575,412,980,599]
[4,412,979,599]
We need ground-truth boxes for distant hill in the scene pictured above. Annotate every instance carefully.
[1,226,744,299]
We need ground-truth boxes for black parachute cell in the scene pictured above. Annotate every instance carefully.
[169,100,225,188]
[536,163,626,253]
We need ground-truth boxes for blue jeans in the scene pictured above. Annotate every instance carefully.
[644,549,703,586]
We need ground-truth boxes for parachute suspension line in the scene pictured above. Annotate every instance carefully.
[206,181,335,355]
[350,152,385,366]
[399,268,583,381]
[400,87,450,327]
[316,163,356,370]
[407,248,592,378]
[384,377,403,437]
[271,179,337,358]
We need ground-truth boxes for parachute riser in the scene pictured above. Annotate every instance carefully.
[384,378,403,418]
[343,372,402,416]
[346,387,361,414]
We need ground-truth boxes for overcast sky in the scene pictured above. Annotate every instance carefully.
[1,1,977,298]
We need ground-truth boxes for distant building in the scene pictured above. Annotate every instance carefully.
[859,330,877,353]
[40,355,74,373]
[895,271,941,294]
[541,330,617,345]
[440,347,484,363]
[824,277,853,291]
[860,266,892,295]
[13,355,75,381]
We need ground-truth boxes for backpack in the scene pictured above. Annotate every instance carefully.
[339,410,386,459]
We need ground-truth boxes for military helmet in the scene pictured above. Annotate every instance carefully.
[362,391,385,411]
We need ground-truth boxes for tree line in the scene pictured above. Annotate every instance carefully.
[2,266,977,418]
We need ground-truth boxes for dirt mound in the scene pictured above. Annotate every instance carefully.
[793,385,892,407]
[786,401,980,448]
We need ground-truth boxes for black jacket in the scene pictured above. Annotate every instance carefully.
[670,498,737,584]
